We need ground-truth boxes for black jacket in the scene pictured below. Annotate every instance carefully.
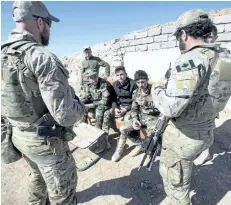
[112,77,137,111]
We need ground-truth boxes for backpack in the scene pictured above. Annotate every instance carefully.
[183,44,231,120]
[198,44,231,114]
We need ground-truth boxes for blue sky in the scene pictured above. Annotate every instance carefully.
[1,1,230,56]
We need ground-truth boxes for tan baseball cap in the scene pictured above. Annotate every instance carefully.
[12,1,60,23]
[172,9,208,36]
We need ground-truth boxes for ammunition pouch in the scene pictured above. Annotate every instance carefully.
[37,125,76,155]
[1,118,22,164]
[37,125,63,138]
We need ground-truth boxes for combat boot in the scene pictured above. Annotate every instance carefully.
[112,136,127,162]
[194,148,211,166]
[129,145,143,157]
[105,134,111,149]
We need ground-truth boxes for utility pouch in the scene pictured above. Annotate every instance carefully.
[37,125,63,155]
[47,136,63,156]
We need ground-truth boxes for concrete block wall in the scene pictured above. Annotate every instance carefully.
[111,14,231,65]
[61,11,231,109]
[109,14,231,110]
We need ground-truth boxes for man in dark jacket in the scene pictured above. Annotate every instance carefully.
[102,66,137,147]
[112,70,160,162]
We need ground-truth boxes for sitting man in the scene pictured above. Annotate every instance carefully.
[82,69,112,151]
[102,65,137,138]
[112,70,160,162]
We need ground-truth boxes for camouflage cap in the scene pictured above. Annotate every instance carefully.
[172,9,208,36]
[12,1,60,23]
[84,69,97,77]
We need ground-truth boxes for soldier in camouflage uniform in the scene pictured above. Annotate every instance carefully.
[194,24,219,166]
[82,69,112,128]
[1,2,86,205]
[82,69,113,151]
[112,70,160,162]
[152,10,231,205]
[81,47,110,93]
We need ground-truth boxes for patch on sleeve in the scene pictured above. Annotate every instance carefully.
[201,49,214,59]
[174,69,197,90]
[176,80,183,89]
[176,70,195,80]
[188,79,197,88]
[175,59,196,72]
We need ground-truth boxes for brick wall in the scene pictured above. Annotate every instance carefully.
[110,14,231,67]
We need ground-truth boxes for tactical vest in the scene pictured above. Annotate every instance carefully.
[1,41,50,130]
[176,45,231,129]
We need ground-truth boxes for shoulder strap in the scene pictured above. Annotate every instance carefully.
[189,44,224,54]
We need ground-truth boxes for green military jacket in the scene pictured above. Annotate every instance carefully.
[1,29,86,129]
[81,55,110,84]
[131,84,159,120]
[152,44,231,132]
[82,78,111,108]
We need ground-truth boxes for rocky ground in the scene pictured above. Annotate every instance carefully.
[1,110,231,205]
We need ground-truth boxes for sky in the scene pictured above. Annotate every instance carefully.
[1,1,230,57]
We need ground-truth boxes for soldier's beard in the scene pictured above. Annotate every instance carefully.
[40,28,50,46]
[179,36,186,53]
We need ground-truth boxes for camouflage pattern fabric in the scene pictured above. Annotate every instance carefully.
[1,29,86,129]
[131,84,160,119]
[152,45,231,205]
[81,55,110,85]
[82,78,111,129]
[12,127,77,205]
[120,115,158,140]
[120,84,160,139]
[1,29,86,205]
[102,107,131,134]
[1,116,22,164]
[159,123,213,205]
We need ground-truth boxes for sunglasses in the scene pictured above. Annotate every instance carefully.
[33,15,52,27]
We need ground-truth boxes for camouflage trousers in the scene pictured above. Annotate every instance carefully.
[159,122,214,205]
[11,127,77,205]
[102,107,131,134]
[94,105,109,129]
[120,115,158,140]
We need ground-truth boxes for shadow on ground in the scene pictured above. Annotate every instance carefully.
[77,120,231,205]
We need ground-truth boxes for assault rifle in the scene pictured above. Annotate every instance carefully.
[138,115,169,171]
[164,62,172,80]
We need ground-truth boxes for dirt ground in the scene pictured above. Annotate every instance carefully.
[1,111,231,205]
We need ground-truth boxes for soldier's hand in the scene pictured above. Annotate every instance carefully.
[114,108,121,117]
[133,119,141,130]
[119,107,127,117]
